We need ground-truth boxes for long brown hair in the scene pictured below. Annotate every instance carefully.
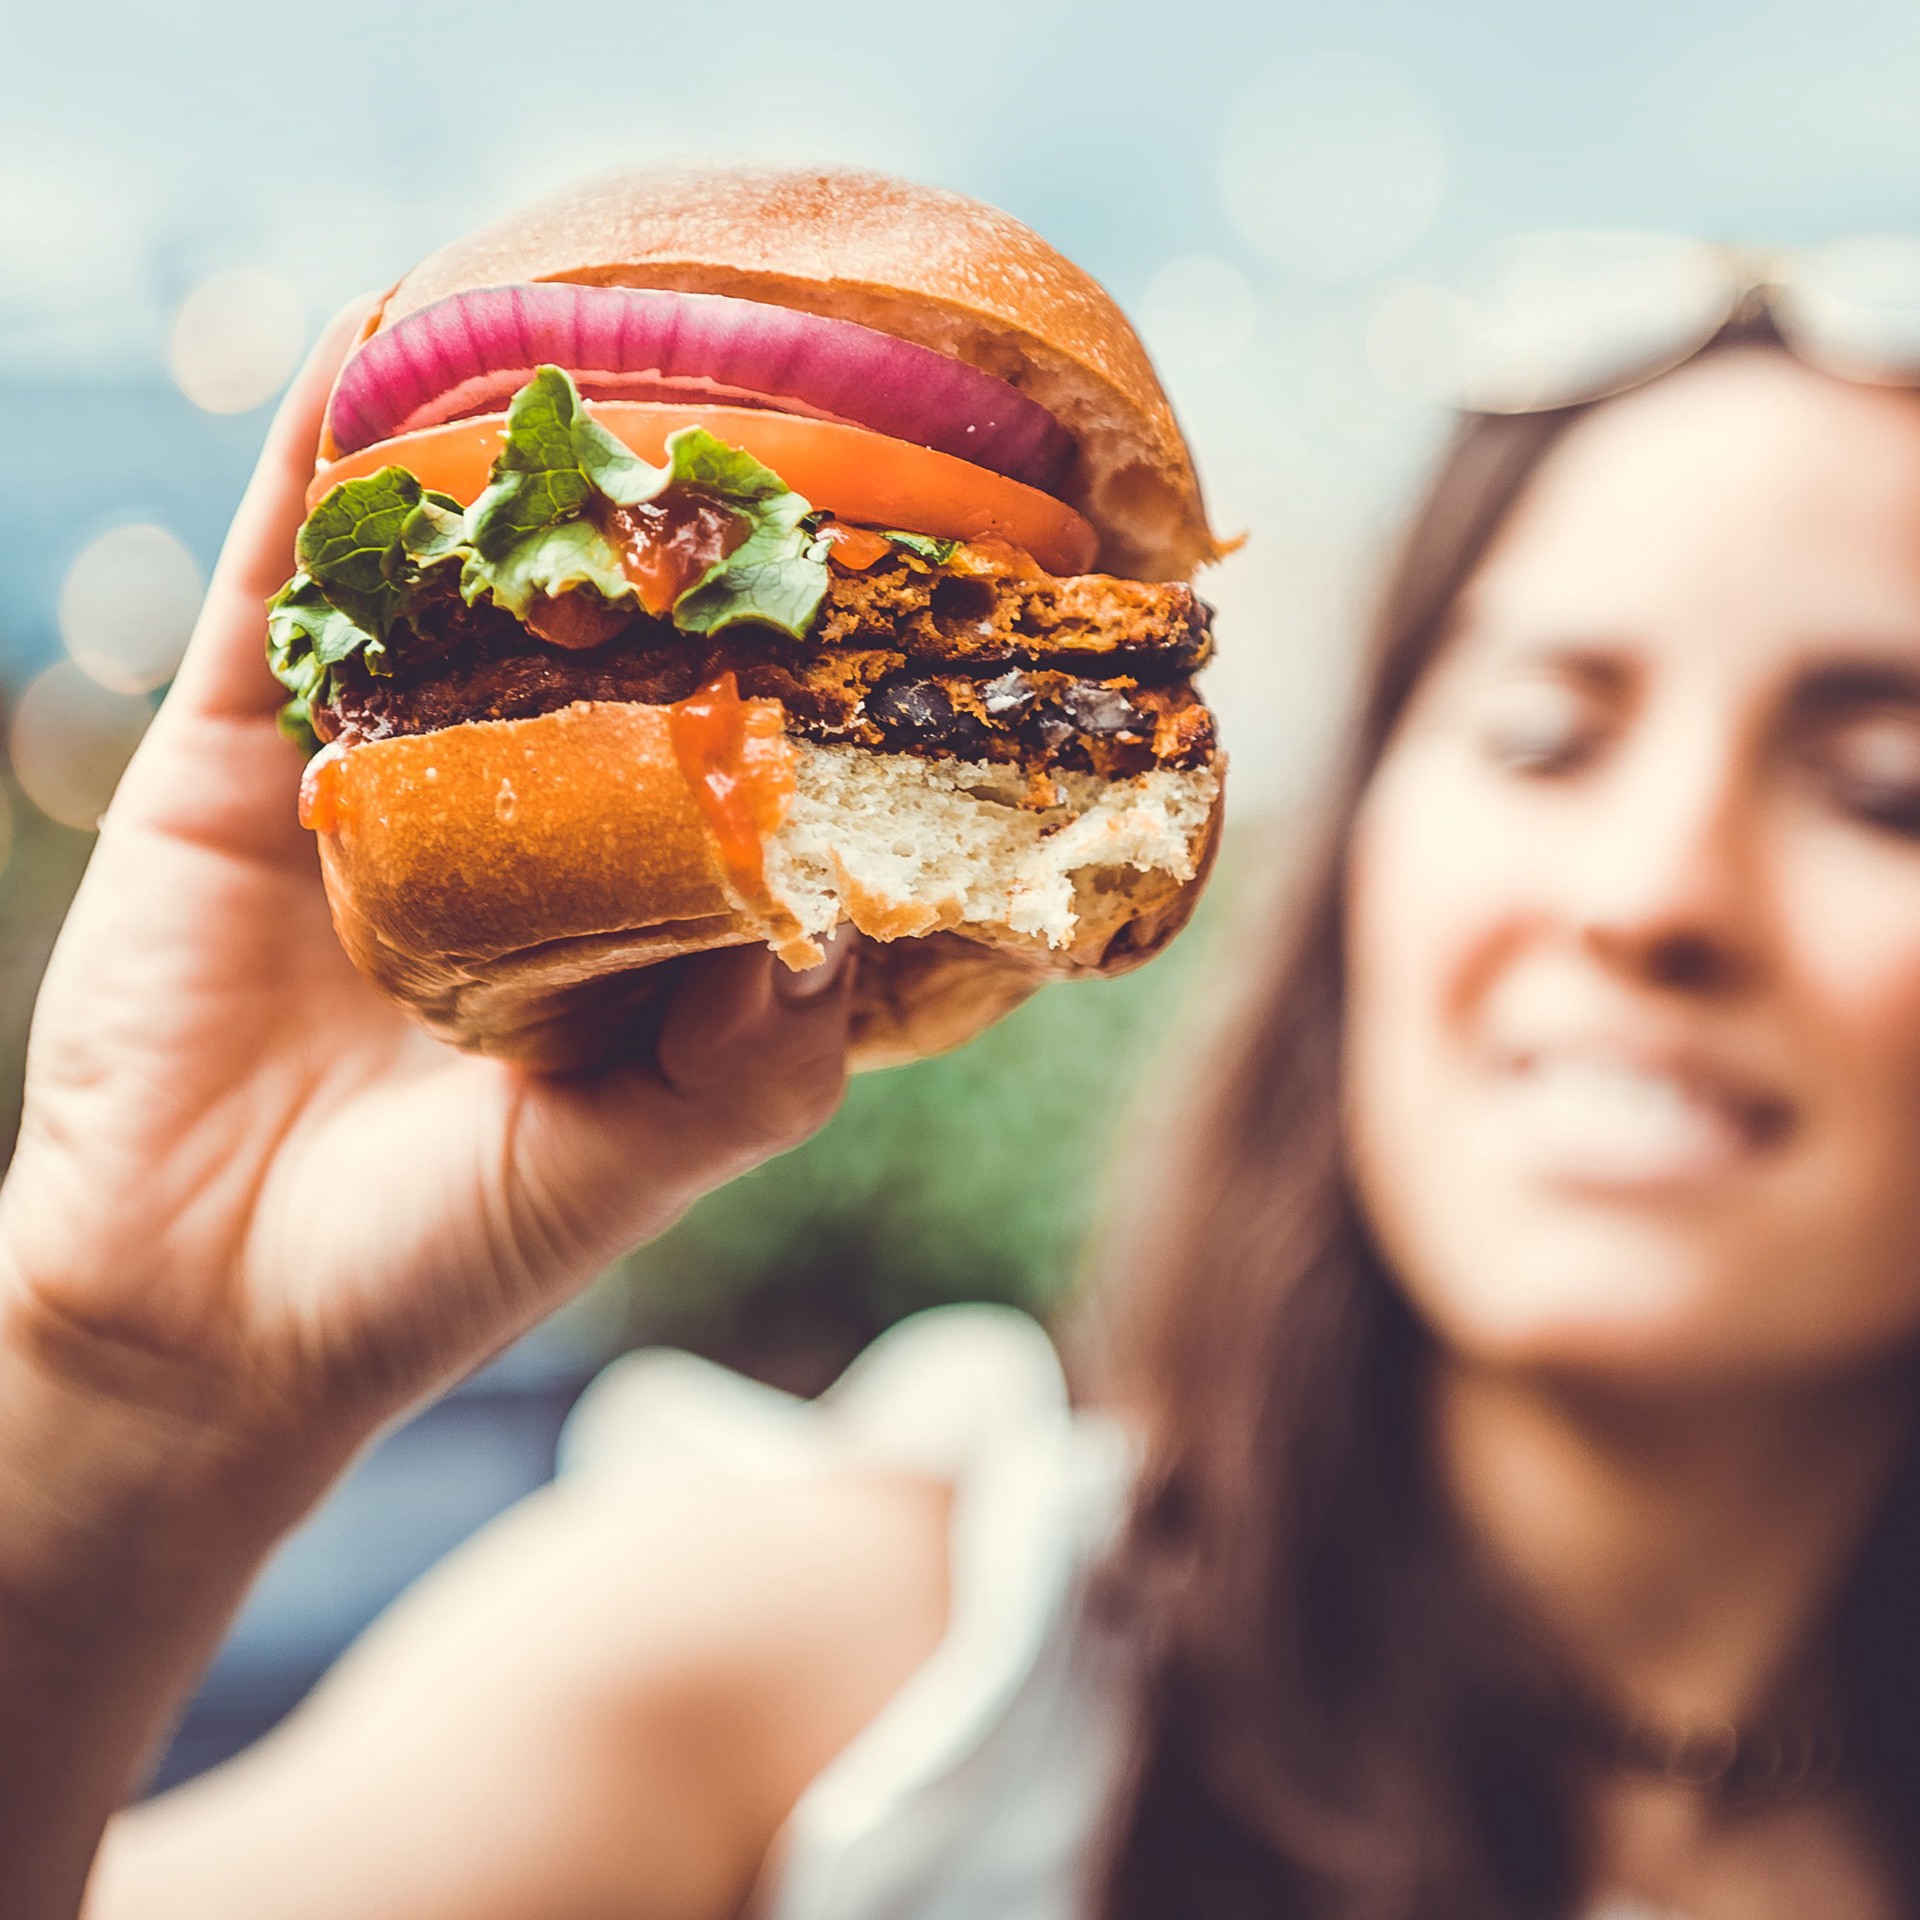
[1092,364,1920,1917]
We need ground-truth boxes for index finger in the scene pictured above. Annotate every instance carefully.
[170,294,381,721]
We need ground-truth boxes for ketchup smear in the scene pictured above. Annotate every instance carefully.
[605,491,748,615]
[818,522,894,571]
[666,673,795,902]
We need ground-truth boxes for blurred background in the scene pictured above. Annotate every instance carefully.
[7,0,1920,1786]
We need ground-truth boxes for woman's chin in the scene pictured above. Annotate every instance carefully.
[1395,1209,1883,1385]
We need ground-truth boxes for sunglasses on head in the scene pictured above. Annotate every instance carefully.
[1423,233,1920,415]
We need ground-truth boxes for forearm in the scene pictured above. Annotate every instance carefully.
[0,1289,350,1920]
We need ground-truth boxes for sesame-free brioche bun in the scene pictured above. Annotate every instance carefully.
[308,163,1226,1072]
[316,703,1222,1072]
[350,161,1222,582]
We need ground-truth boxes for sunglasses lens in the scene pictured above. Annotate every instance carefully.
[1441,232,1733,412]
[1780,237,1920,382]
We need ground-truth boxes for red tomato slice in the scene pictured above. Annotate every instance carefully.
[307,403,1099,577]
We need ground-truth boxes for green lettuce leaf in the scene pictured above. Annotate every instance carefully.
[264,576,347,753]
[265,467,466,745]
[656,427,829,640]
[461,368,829,639]
[401,492,469,567]
[265,366,843,754]
[464,365,599,552]
[465,517,633,619]
[572,402,669,506]
[460,366,630,618]
[883,530,960,566]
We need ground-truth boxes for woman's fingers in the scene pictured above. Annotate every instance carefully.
[502,941,858,1281]
[663,939,856,1142]
[170,295,378,721]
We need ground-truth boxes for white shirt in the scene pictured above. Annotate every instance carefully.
[559,1304,1134,1920]
[559,1308,1696,1920]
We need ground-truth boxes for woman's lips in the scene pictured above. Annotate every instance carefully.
[1477,1043,1797,1191]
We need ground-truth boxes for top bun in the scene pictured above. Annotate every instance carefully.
[361,161,1220,583]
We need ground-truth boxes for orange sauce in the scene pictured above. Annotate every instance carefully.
[951,534,1043,580]
[819,522,894,571]
[605,490,748,615]
[298,740,351,833]
[666,673,795,902]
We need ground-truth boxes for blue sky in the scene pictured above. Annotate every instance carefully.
[11,0,1920,333]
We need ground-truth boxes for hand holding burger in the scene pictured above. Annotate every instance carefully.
[0,294,851,1920]
[0,165,1224,1919]
[272,163,1226,1068]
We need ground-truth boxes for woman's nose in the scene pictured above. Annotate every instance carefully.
[1563,726,1764,997]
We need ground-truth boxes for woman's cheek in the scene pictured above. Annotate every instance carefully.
[1346,743,1522,1210]
[1347,748,1505,1352]
[1777,821,1920,1210]
[1782,823,1920,1040]
[1350,738,1545,1038]
[1347,745,1665,1368]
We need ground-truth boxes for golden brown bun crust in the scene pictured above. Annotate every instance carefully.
[365,162,1219,583]
[316,702,1216,1072]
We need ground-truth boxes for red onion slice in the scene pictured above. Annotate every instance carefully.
[328,283,1076,495]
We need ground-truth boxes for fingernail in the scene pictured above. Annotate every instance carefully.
[772,925,853,1003]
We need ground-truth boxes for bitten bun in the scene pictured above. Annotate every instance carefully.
[311,164,1227,1071]
[340,161,1223,583]
[316,703,1220,1071]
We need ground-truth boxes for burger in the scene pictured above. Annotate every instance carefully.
[270,163,1227,1070]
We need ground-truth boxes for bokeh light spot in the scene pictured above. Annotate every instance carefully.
[58,522,203,694]
[10,663,153,832]
[1219,56,1447,283]
[1141,255,1259,371]
[167,267,306,415]
[1367,280,1469,403]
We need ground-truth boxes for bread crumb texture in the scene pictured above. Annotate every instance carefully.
[765,741,1219,953]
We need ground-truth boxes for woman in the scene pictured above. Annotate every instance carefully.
[12,279,1920,1916]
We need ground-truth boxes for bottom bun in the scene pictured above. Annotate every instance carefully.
[316,700,1222,1070]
